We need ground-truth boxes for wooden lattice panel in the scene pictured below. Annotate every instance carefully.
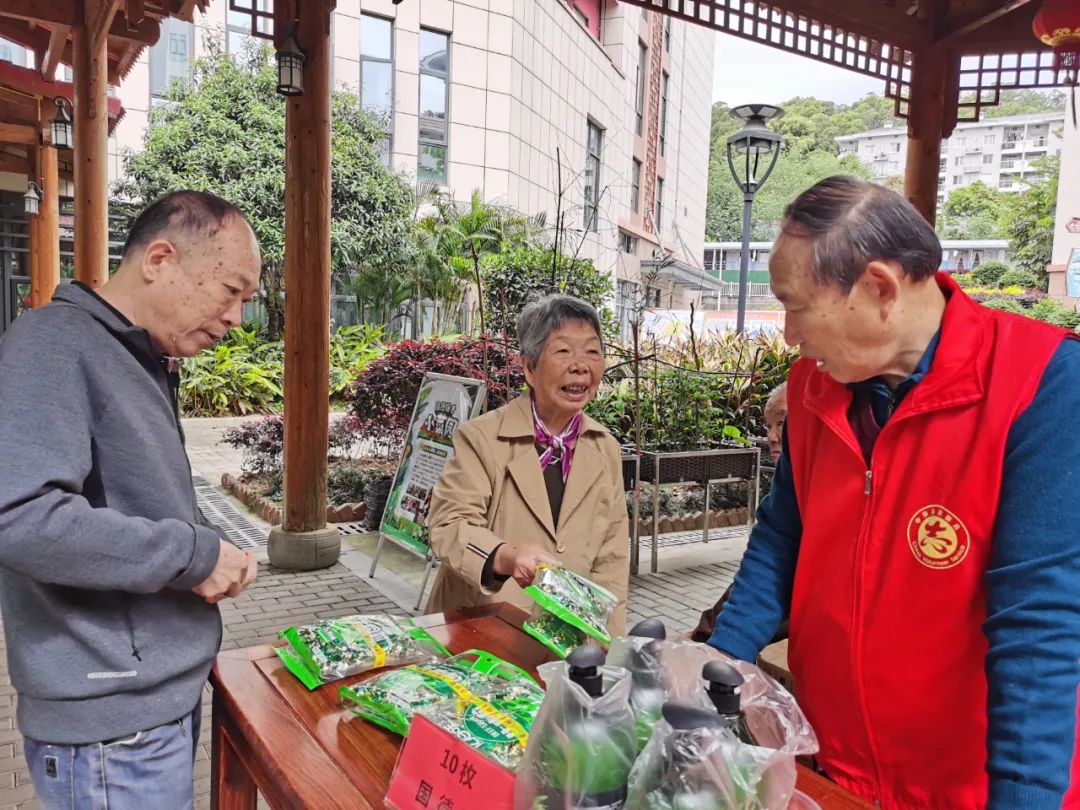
[617,0,1070,124]
[619,0,915,114]
[955,51,1074,122]
[228,0,275,41]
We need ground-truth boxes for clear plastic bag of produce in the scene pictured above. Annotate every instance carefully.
[522,563,618,650]
[340,650,544,770]
[276,613,449,690]
[514,648,638,810]
[627,640,818,808]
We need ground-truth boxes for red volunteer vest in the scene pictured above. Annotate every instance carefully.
[785,274,1079,809]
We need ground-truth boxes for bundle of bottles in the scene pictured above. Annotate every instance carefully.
[514,618,819,810]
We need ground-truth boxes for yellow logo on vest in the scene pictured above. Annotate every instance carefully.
[907,505,970,569]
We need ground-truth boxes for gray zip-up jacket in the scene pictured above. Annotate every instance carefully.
[0,283,224,744]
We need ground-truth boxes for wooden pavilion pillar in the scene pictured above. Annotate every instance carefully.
[903,44,950,226]
[268,0,341,569]
[72,2,115,289]
[28,146,40,302]
[32,105,62,308]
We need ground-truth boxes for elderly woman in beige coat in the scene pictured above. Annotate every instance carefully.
[426,295,629,634]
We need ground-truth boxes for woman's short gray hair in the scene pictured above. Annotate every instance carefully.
[516,294,604,367]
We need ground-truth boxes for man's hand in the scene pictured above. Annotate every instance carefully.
[493,544,559,589]
[193,540,257,604]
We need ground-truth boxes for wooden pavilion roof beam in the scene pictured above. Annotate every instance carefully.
[0,123,36,145]
[936,0,1036,42]
[41,25,71,79]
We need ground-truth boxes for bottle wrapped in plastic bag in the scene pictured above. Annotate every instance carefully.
[523,563,618,652]
[625,701,766,810]
[340,650,543,770]
[276,614,449,689]
[636,640,818,808]
[606,618,668,753]
[515,645,638,809]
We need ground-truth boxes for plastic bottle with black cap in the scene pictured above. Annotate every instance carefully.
[626,618,668,753]
[702,660,759,746]
[537,644,637,809]
[641,701,733,810]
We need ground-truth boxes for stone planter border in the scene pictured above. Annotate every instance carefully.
[220,474,367,526]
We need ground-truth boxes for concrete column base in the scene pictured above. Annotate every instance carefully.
[267,526,341,570]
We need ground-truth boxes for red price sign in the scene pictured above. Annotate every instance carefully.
[385,715,516,810]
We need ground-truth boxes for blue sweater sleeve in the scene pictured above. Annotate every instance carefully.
[985,339,1080,809]
[707,427,802,661]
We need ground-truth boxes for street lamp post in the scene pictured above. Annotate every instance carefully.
[726,104,784,334]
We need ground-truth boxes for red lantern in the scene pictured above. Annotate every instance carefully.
[1033,0,1080,72]
[1033,0,1080,122]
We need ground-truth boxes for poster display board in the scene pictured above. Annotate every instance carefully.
[369,373,487,607]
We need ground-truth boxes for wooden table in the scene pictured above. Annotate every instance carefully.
[210,602,873,809]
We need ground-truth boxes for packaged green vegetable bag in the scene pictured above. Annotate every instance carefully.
[522,604,589,659]
[523,563,618,648]
[339,650,544,769]
[276,614,449,690]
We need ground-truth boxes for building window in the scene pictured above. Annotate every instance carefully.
[584,120,603,232]
[654,178,663,232]
[985,134,995,145]
[616,279,638,339]
[631,159,641,213]
[952,175,962,184]
[568,0,602,39]
[703,248,718,272]
[0,37,29,67]
[983,154,993,165]
[635,41,647,136]
[149,18,193,103]
[660,72,669,157]
[892,142,901,153]
[618,231,637,254]
[1000,176,1015,189]
[954,157,962,167]
[361,14,394,164]
[227,0,270,57]
[646,286,661,307]
[419,29,449,185]
[665,15,672,51]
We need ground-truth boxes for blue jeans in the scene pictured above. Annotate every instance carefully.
[23,700,201,810]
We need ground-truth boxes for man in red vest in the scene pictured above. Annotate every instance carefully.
[708,176,1080,810]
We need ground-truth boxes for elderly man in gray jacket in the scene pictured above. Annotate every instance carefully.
[0,190,262,808]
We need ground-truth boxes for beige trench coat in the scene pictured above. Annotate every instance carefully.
[425,394,630,634]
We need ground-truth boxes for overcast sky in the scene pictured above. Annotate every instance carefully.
[712,34,887,107]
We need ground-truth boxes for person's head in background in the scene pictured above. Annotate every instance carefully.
[100,190,261,358]
[764,381,788,461]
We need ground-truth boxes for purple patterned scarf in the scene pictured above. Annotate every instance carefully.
[531,397,583,483]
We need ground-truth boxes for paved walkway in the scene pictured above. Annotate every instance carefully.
[0,418,746,809]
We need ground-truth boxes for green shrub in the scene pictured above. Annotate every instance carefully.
[997,269,1039,290]
[330,324,385,398]
[180,325,284,416]
[980,298,1027,315]
[1028,298,1080,330]
[180,323,386,416]
[971,260,1011,286]
[588,334,798,449]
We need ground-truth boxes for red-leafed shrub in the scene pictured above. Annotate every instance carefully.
[347,337,525,453]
